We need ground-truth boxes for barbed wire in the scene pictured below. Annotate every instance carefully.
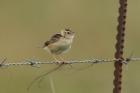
[0,53,140,70]
[0,53,140,90]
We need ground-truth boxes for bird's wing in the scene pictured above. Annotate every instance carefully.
[44,33,62,47]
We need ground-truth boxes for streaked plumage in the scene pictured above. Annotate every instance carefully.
[40,29,75,64]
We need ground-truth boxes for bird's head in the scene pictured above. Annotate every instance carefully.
[60,28,75,39]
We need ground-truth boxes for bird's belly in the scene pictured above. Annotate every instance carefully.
[45,40,71,55]
[52,42,71,54]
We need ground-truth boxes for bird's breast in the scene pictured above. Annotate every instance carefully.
[45,39,72,55]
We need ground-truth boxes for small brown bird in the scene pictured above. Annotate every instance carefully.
[39,29,75,64]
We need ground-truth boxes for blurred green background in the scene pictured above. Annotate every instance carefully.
[0,0,140,93]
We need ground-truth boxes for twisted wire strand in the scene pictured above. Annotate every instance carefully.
[0,57,140,68]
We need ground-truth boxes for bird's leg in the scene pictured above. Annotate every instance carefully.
[52,53,62,65]
[57,55,68,64]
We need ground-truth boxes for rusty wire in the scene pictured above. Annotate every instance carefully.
[113,0,127,93]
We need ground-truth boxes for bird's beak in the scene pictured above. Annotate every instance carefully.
[73,31,76,34]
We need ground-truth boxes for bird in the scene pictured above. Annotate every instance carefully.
[38,29,75,65]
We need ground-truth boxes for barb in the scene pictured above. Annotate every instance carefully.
[0,58,12,87]
[122,53,133,70]
[0,58,7,67]
[26,54,40,68]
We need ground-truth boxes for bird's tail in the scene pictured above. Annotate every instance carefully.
[37,46,44,48]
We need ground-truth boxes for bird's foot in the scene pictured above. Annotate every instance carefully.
[55,60,62,65]
[56,60,68,65]
[61,61,68,64]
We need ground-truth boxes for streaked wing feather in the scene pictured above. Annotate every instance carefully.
[44,33,62,46]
